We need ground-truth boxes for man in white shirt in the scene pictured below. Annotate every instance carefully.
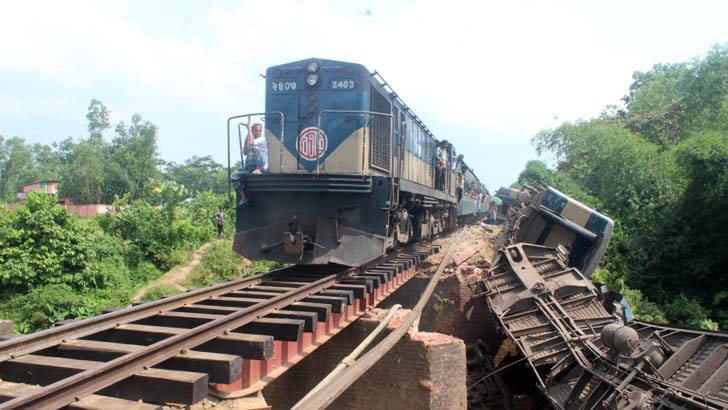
[244,122,269,173]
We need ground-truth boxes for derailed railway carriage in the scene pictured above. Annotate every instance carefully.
[230,58,472,266]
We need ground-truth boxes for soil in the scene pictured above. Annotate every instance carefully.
[132,241,215,302]
[427,221,501,270]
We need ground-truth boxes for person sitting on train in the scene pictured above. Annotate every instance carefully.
[232,122,269,207]
[435,140,448,191]
[244,122,269,173]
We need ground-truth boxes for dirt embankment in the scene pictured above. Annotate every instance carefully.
[132,242,215,302]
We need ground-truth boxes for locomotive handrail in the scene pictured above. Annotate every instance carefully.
[226,112,285,202]
[316,110,393,179]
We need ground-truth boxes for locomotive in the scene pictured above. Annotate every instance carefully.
[227,58,480,266]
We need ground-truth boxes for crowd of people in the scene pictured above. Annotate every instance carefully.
[434,140,496,219]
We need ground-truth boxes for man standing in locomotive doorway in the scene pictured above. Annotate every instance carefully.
[233,121,269,207]
[244,122,269,173]
[435,140,448,191]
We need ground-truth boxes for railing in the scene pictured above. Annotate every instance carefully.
[225,112,285,200]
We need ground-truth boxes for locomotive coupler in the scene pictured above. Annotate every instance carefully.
[284,231,304,255]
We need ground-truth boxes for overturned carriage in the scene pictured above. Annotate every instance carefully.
[471,185,728,409]
[473,242,728,409]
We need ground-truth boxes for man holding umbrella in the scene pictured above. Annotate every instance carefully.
[488,195,502,224]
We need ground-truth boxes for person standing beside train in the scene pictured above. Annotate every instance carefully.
[435,140,448,191]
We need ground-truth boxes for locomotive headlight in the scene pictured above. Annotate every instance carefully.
[306,61,320,73]
[306,73,319,86]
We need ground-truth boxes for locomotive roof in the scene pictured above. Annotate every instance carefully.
[267,57,438,143]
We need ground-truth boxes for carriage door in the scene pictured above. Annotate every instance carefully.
[392,107,400,177]
[446,144,453,195]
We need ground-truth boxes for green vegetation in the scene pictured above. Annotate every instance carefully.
[0,189,238,333]
[185,240,281,289]
[519,44,728,330]
[0,100,248,333]
[140,286,184,302]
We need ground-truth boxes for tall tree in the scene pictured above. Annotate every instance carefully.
[165,155,224,194]
[112,114,161,200]
[86,99,111,145]
[0,137,34,202]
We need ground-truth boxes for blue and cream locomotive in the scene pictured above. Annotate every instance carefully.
[228,58,471,266]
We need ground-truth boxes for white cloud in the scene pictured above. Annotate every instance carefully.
[0,0,726,188]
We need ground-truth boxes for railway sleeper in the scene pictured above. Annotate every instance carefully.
[0,355,208,404]
[160,306,321,335]
[36,339,242,385]
[0,381,160,410]
[84,323,274,360]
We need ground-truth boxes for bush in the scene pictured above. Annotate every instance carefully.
[2,284,95,333]
[0,192,95,291]
[664,295,718,330]
[100,192,228,270]
[140,285,184,301]
[186,241,280,289]
[0,190,237,333]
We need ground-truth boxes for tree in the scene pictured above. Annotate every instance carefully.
[623,44,728,148]
[526,44,728,330]
[111,114,161,200]
[86,99,111,145]
[0,191,94,290]
[165,155,225,194]
[59,140,105,204]
[0,137,35,202]
[517,160,553,186]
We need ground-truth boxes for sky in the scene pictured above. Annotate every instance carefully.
[1,0,727,190]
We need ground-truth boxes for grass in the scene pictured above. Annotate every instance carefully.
[140,285,185,301]
[185,240,281,289]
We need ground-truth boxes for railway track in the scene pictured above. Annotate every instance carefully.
[0,245,439,409]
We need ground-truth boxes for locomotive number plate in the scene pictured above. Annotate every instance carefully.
[330,79,356,90]
[271,81,297,92]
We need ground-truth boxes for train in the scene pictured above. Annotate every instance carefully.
[497,183,614,278]
[457,167,488,223]
[227,58,483,266]
[472,241,728,410]
[470,185,728,409]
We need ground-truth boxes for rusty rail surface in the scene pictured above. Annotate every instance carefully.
[0,245,439,409]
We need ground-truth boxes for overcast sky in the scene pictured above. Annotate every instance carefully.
[1,0,726,190]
